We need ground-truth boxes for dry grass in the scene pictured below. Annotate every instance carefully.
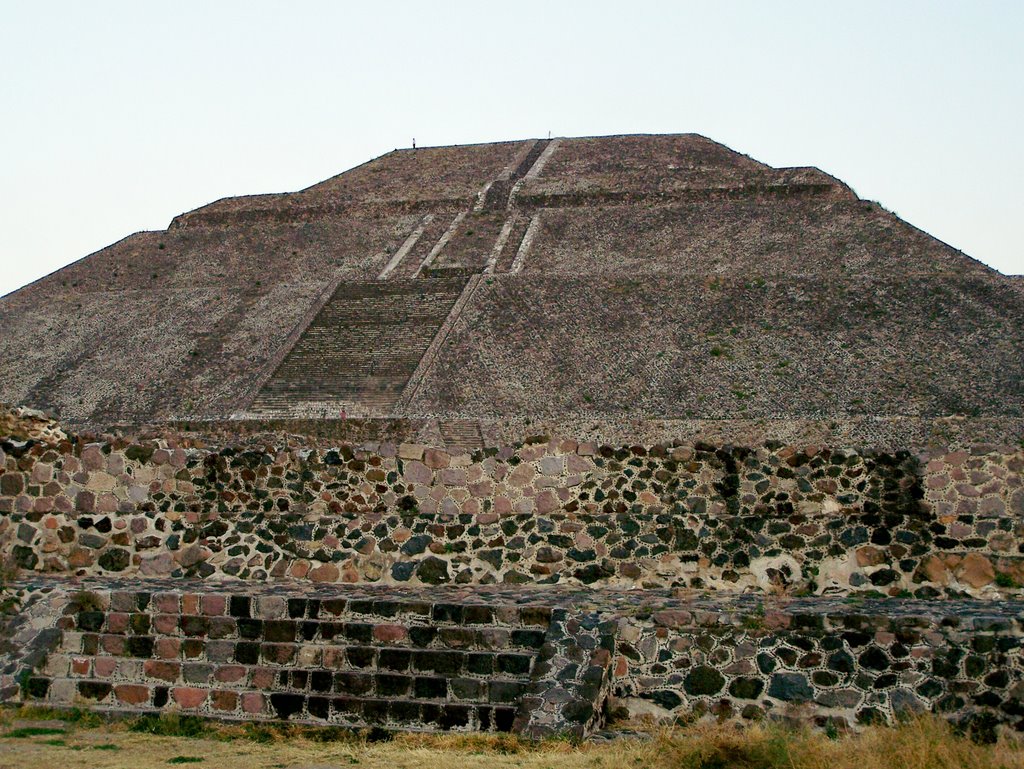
[1,707,1023,769]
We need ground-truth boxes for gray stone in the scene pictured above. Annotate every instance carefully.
[401,535,432,556]
[817,688,863,708]
[768,673,813,702]
[889,688,926,715]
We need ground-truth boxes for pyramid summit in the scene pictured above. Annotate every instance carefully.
[2,133,1022,448]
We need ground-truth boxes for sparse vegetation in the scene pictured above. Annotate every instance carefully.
[1,710,1022,769]
[996,572,1019,589]
[67,590,103,613]
[6,727,66,738]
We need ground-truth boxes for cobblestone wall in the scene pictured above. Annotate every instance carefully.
[612,596,1024,732]
[1,435,1022,595]
[4,581,1023,736]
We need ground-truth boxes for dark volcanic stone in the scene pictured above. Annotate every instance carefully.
[729,677,765,699]
[270,693,305,719]
[402,534,432,556]
[768,673,813,702]
[869,568,899,586]
[562,700,595,723]
[98,548,130,571]
[77,611,105,632]
[417,556,450,584]
[78,681,112,701]
[644,689,682,710]
[684,665,726,696]
[25,677,50,698]
[827,650,856,673]
[391,561,416,581]
[573,563,615,584]
[859,647,889,671]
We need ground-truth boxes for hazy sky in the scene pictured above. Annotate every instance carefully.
[1,1,1021,297]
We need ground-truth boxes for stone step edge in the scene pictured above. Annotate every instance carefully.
[68,612,553,635]
[31,676,531,706]
[17,697,521,733]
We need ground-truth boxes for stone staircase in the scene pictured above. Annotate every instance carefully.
[490,214,533,273]
[386,215,460,280]
[251,278,467,416]
[18,583,615,736]
[480,139,551,212]
[439,420,484,450]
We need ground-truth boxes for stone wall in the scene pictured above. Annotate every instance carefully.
[612,596,1024,732]
[2,435,1022,596]
[5,580,1024,736]
[22,584,552,733]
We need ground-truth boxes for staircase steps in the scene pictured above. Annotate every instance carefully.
[439,420,484,451]
[251,278,467,417]
[387,215,457,280]
[491,215,532,273]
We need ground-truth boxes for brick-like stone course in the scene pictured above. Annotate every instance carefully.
[20,584,558,733]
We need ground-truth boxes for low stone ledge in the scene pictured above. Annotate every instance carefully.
[3,579,1024,735]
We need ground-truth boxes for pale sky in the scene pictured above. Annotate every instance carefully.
[1,0,1021,298]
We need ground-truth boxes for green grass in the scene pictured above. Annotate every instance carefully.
[129,714,211,738]
[6,727,67,738]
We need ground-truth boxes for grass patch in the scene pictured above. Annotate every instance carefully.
[1,713,1023,769]
[129,713,211,738]
[6,727,67,738]
[8,705,103,727]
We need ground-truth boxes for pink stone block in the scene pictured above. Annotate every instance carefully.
[241,692,265,715]
[101,635,126,655]
[115,684,151,705]
[30,463,52,483]
[156,638,181,659]
[172,686,208,709]
[251,667,276,688]
[213,665,246,683]
[201,595,226,616]
[143,659,181,682]
[81,445,104,471]
[154,614,179,635]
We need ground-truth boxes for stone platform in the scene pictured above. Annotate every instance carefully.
[3,578,1023,736]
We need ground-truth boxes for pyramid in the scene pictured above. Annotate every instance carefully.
[2,134,1021,448]
[3,136,1024,736]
